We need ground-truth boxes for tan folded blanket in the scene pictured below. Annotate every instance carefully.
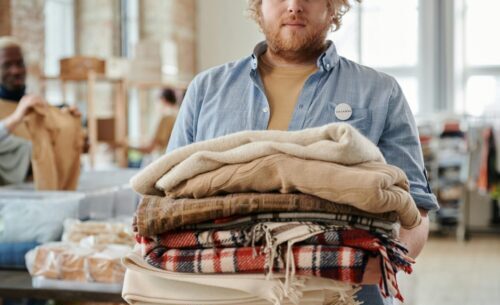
[136,193,399,236]
[167,154,421,229]
[130,123,385,195]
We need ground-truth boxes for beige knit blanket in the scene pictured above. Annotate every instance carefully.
[167,154,421,229]
[131,123,385,195]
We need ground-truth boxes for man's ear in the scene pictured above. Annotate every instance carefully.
[256,12,265,33]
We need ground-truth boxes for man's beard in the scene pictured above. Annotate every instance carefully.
[261,14,330,62]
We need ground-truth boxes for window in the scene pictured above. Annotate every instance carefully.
[329,0,421,114]
[329,0,500,117]
[44,0,75,105]
[120,0,142,141]
[458,0,500,116]
[120,0,139,58]
[44,0,74,76]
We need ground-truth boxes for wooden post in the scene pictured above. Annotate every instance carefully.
[87,71,97,168]
[114,79,128,167]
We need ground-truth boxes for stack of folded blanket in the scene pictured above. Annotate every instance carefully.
[126,123,421,305]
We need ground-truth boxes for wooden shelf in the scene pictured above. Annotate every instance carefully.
[39,72,128,168]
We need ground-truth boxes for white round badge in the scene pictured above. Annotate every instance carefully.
[334,103,353,121]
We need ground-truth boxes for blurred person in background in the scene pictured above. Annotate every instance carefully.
[0,36,80,187]
[128,88,178,162]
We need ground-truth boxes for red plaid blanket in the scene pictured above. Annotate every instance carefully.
[138,224,412,301]
[145,244,367,283]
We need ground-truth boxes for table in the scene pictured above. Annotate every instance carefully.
[0,270,124,303]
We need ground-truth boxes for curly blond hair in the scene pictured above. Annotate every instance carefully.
[247,0,360,32]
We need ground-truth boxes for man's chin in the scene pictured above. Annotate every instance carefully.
[272,39,312,53]
[264,25,328,55]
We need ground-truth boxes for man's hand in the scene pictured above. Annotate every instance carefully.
[398,209,430,259]
[3,95,47,132]
[62,105,81,117]
[361,256,382,285]
[361,208,430,285]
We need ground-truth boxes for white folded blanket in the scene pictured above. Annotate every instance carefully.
[130,123,385,196]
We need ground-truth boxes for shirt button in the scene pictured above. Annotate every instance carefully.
[298,105,304,109]
[262,107,269,113]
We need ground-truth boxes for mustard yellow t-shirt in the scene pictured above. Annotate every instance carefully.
[258,55,317,130]
[153,114,176,152]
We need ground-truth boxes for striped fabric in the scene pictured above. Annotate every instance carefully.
[138,223,412,301]
[146,245,368,284]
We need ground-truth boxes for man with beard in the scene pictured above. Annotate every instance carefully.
[167,1,438,304]
[0,37,81,187]
[0,37,48,185]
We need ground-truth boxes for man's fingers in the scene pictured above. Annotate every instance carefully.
[67,106,82,117]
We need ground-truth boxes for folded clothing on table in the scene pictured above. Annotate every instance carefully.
[25,242,131,284]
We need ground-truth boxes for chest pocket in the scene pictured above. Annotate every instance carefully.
[330,103,372,137]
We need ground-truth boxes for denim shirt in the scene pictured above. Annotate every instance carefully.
[168,40,438,212]
[167,40,438,305]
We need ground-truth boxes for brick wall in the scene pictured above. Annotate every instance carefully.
[140,0,196,80]
[0,0,12,36]
[0,0,45,65]
[75,0,120,57]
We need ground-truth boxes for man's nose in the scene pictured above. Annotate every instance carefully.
[8,64,24,75]
[287,0,304,14]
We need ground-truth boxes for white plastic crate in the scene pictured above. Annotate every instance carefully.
[0,169,140,220]
[0,192,84,243]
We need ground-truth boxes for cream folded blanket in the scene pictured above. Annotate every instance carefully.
[130,123,385,195]
[123,268,346,305]
[122,251,360,305]
[167,155,421,229]
[123,268,274,305]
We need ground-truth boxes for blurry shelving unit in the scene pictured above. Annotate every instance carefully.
[39,57,128,168]
[458,118,500,241]
[418,120,468,236]
[420,116,500,241]
[435,122,467,234]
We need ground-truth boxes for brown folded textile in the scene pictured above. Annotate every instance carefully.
[0,99,83,190]
[136,192,399,236]
[167,154,421,229]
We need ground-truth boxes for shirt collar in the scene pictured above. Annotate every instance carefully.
[250,40,339,72]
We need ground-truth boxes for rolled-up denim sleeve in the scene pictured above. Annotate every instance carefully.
[378,79,439,211]
[166,78,200,153]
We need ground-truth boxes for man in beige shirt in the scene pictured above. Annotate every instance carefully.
[0,36,82,190]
